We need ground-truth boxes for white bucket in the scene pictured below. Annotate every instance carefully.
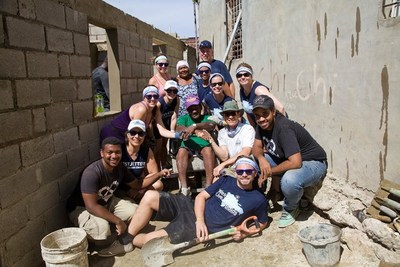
[298,223,342,267]
[40,227,89,267]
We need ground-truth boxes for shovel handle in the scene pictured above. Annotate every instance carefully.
[381,187,400,198]
[235,216,261,235]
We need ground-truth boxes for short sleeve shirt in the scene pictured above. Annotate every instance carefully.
[177,114,213,150]
[218,123,255,157]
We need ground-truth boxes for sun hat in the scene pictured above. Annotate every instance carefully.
[220,100,244,116]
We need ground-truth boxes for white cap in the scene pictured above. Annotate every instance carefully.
[127,119,146,132]
[165,80,178,90]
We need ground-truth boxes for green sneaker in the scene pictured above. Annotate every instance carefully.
[278,208,299,228]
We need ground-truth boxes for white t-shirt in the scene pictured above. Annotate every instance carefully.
[218,124,255,157]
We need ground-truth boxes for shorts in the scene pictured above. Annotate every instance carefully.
[153,192,196,243]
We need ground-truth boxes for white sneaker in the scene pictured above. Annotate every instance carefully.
[180,187,192,197]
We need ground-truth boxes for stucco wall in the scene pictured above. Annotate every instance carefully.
[198,0,400,190]
[0,0,187,266]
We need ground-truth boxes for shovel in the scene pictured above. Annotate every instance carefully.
[141,216,260,267]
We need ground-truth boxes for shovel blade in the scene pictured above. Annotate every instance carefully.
[141,236,176,267]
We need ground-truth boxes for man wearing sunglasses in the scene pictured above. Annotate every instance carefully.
[176,94,217,196]
[66,137,139,255]
[252,95,327,228]
[198,40,235,98]
[198,100,255,178]
[97,156,268,256]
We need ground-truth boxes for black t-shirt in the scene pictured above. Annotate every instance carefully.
[255,113,326,164]
[66,159,134,211]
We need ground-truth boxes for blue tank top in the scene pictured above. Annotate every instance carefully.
[204,94,234,120]
[239,81,269,122]
[158,97,177,130]
[121,145,149,180]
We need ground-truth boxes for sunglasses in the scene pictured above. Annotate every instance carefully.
[223,111,237,117]
[199,69,210,75]
[211,82,224,87]
[145,94,159,100]
[166,89,178,94]
[235,169,254,175]
[129,130,146,137]
[157,63,169,67]
[236,72,251,78]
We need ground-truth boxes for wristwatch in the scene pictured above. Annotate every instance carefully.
[192,123,197,129]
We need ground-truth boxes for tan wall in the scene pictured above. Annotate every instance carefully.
[198,0,400,190]
[0,0,188,266]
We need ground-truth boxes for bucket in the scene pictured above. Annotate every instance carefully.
[298,223,342,267]
[40,227,89,267]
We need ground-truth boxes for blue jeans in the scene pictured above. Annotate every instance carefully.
[265,154,327,211]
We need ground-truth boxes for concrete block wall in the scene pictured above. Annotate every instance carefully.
[0,0,187,266]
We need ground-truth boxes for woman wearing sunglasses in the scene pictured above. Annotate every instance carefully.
[118,119,171,202]
[203,73,234,125]
[149,53,173,97]
[237,63,286,127]
[154,80,180,168]
[100,85,179,145]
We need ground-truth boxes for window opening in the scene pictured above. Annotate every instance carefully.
[226,0,243,60]
[89,23,121,117]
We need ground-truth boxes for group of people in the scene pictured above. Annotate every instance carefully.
[66,40,328,257]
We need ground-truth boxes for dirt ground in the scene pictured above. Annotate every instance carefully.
[88,202,381,267]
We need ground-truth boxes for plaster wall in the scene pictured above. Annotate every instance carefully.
[0,0,187,266]
[199,0,400,190]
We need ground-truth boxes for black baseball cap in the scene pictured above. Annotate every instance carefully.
[199,40,212,49]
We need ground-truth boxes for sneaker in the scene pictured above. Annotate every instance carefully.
[97,239,133,257]
[278,208,300,228]
[180,187,192,197]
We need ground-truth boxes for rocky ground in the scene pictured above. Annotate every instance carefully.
[88,175,400,267]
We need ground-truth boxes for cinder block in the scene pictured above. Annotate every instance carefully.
[35,0,65,28]
[127,78,138,93]
[58,170,80,202]
[0,0,17,14]
[0,165,40,209]
[36,153,68,185]
[9,246,42,267]
[118,44,125,60]
[79,121,99,144]
[46,26,73,53]
[0,201,28,243]
[50,79,77,102]
[27,182,59,219]
[141,64,152,78]
[66,8,87,33]
[70,55,91,77]
[132,62,142,77]
[21,134,54,167]
[117,27,129,45]
[74,33,90,55]
[0,144,21,180]
[43,203,69,233]
[45,102,73,130]
[67,145,89,171]
[121,61,132,78]
[145,51,153,64]
[0,80,14,110]
[88,141,101,162]
[7,17,45,50]
[18,0,35,19]
[26,51,59,78]
[140,36,151,50]
[130,32,140,48]
[58,54,71,77]
[16,79,51,107]
[73,100,93,124]
[137,78,148,91]
[122,94,134,110]
[125,46,135,61]
[120,78,128,95]
[5,218,45,265]
[32,108,46,133]
[136,48,145,63]
[0,110,32,144]
[53,127,79,154]
[77,79,92,100]
[0,48,26,78]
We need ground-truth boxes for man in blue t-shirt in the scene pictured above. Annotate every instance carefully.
[198,40,235,98]
[98,157,268,257]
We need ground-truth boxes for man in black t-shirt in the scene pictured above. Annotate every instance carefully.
[252,95,327,228]
[67,137,139,256]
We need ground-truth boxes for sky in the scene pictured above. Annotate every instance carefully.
[103,0,196,38]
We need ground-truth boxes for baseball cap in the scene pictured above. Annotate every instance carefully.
[252,95,275,110]
[127,119,146,132]
[165,80,178,90]
[199,40,212,49]
[221,100,243,115]
[185,94,200,110]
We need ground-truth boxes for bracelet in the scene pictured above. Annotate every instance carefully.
[209,138,213,144]
[174,132,180,139]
